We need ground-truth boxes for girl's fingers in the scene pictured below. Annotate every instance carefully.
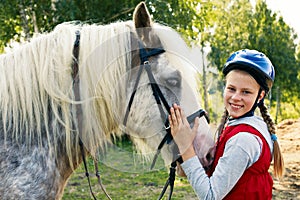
[169,104,185,126]
[174,106,181,122]
[192,117,200,132]
[170,107,177,125]
[180,108,189,125]
[174,104,188,125]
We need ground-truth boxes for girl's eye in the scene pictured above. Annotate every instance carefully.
[227,87,235,91]
[242,90,251,94]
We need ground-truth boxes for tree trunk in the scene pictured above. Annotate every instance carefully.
[18,1,31,41]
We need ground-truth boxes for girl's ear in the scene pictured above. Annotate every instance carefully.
[258,90,266,102]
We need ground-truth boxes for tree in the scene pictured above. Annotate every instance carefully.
[0,0,142,52]
[1,0,299,116]
[53,0,142,25]
[0,0,21,51]
[208,0,253,70]
[248,0,299,101]
[0,0,55,52]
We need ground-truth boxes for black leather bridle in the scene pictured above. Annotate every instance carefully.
[123,40,209,200]
[123,41,167,127]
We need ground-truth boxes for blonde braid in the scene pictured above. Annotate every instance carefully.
[258,102,284,178]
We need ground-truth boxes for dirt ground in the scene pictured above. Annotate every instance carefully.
[272,118,300,200]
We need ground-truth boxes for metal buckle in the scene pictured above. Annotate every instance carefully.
[164,124,170,130]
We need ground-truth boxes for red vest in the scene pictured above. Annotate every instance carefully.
[207,124,273,200]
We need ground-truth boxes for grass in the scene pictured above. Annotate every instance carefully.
[62,140,197,199]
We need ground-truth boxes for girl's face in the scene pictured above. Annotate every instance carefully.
[224,70,265,118]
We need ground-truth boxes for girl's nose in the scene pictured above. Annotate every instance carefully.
[231,92,242,101]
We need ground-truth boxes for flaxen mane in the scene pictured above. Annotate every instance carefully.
[0,2,210,199]
[0,22,133,165]
[0,20,200,164]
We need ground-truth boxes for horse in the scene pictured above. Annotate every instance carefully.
[0,2,214,199]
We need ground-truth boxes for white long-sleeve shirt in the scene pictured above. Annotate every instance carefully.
[181,116,274,200]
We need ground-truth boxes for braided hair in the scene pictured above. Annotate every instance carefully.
[216,109,228,139]
[258,102,284,178]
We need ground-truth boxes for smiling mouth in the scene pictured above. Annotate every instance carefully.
[230,103,243,109]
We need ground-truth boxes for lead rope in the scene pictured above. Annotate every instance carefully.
[72,30,112,200]
[157,160,177,200]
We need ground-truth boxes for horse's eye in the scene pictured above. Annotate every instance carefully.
[166,78,180,87]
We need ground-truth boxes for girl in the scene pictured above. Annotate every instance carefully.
[169,49,284,199]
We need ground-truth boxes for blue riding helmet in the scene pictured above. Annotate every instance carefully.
[223,49,275,92]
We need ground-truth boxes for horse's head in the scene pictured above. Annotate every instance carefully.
[76,2,214,171]
[121,2,214,168]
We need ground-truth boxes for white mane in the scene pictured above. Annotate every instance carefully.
[0,20,200,163]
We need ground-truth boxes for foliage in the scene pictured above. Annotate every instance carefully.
[248,0,300,101]
[0,0,22,51]
[209,0,253,70]
[53,0,142,25]
[269,96,300,123]
[0,0,142,52]
[0,1,299,118]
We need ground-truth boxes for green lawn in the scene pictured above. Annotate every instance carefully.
[63,140,197,199]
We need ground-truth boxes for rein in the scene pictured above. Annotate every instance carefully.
[71,31,112,200]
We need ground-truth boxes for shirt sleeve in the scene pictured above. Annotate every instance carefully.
[181,132,261,200]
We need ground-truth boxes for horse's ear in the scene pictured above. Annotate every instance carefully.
[133,2,162,49]
[133,2,153,43]
[133,2,152,29]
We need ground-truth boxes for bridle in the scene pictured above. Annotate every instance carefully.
[71,31,209,200]
[123,41,167,127]
[123,39,209,200]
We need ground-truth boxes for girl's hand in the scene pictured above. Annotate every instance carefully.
[169,104,199,161]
